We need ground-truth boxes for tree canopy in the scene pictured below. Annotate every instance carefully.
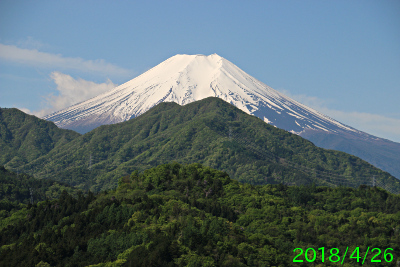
[1,163,399,266]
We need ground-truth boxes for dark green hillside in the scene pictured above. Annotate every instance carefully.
[17,97,399,192]
[0,108,80,168]
[0,166,79,213]
[1,163,399,266]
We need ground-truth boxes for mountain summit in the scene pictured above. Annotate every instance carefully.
[44,54,357,136]
[44,54,400,179]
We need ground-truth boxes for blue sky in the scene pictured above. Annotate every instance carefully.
[1,0,399,142]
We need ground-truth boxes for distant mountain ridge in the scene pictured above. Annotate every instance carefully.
[42,54,400,179]
[301,129,400,181]
[14,98,399,193]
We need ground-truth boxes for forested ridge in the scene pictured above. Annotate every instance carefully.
[0,108,80,168]
[3,98,398,193]
[1,163,399,266]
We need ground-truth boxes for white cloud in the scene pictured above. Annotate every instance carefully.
[280,89,400,143]
[0,43,131,76]
[33,72,117,117]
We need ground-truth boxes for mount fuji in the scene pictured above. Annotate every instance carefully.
[43,54,400,179]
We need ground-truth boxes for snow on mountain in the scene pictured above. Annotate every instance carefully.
[43,54,362,137]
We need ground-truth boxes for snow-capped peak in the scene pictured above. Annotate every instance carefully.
[43,53,361,136]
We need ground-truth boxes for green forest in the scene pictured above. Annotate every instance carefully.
[1,163,399,266]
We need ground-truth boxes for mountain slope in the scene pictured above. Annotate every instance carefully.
[22,98,400,193]
[300,129,400,180]
[42,54,400,179]
[0,108,80,169]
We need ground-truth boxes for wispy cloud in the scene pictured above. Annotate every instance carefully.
[0,43,131,77]
[32,72,117,117]
[317,109,400,143]
[16,36,47,50]
[280,89,400,143]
